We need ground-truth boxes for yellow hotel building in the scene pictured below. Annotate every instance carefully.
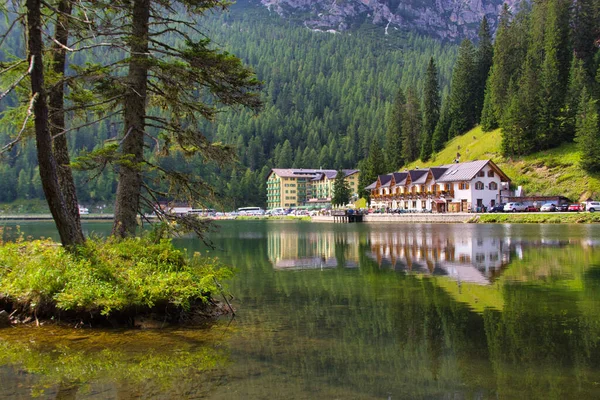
[266,168,360,209]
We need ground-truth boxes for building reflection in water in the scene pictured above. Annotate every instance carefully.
[266,226,581,285]
[367,229,511,285]
[267,230,360,270]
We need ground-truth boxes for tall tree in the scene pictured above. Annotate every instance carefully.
[401,87,422,163]
[446,39,476,138]
[474,16,493,124]
[102,0,262,237]
[431,97,450,153]
[575,88,600,173]
[25,0,85,247]
[537,0,572,147]
[331,169,351,207]
[384,87,405,170]
[420,58,440,162]
[49,0,83,237]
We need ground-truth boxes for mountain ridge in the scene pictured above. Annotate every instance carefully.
[258,0,520,40]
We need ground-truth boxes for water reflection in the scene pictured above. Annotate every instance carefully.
[2,221,600,399]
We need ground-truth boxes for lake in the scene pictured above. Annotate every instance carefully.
[1,220,600,399]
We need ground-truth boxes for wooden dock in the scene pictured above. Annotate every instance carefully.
[331,210,364,223]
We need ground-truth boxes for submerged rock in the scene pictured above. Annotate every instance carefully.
[0,310,11,327]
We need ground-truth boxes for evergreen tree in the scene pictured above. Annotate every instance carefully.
[276,140,294,167]
[487,4,530,123]
[447,39,477,138]
[402,87,422,163]
[501,76,537,156]
[358,139,386,199]
[420,58,440,162]
[565,57,590,141]
[432,98,450,153]
[474,17,494,124]
[480,76,497,131]
[537,0,572,146]
[575,88,600,172]
[331,169,351,207]
[571,0,600,73]
[384,87,405,171]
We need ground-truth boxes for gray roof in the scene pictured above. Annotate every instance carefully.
[409,169,429,184]
[364,181,378,190]
[392,172,408,185]
[430,167,449,180]
[271,168,358,180]
[378,174,392,188]
[436,160,490,183]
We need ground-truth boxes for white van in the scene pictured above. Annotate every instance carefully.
[586,201,600,212]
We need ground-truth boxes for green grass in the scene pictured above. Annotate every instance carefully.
[475,212,600,224]
[0,232,232,319]
[404,127,600,202]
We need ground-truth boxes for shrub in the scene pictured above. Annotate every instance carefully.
[0,236,232,318]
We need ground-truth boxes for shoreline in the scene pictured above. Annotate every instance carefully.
[2,212,599,224]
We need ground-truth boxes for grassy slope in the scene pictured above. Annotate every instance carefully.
[404,127,600,202]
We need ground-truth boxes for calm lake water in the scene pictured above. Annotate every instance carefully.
[2,220,600,399]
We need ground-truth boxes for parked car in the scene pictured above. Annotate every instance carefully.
[568,203,583,212]
[526,205,539,212]
[555,204,569,212]
[504,202,528,212]
[488,203,506,213]
[540,203,556,212]
[586,201,600,212]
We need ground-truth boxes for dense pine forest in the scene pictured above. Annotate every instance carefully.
[0,0,458,210]
[1,0,599,210]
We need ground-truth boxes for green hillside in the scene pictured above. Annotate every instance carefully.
[404,127,600,202]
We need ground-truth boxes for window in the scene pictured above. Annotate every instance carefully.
[475,181,484,190]
[412,201,417,208]
[489,182,498,190]
[421,200,426,209]
[478,171,485,177]
[459,182,469,190]
[488,170,495,177]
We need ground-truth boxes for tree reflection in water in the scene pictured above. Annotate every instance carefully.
[2,221,600,398]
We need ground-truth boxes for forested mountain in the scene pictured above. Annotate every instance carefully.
[0,1,458,210]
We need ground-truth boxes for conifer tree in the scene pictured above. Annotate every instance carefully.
[332,169,351,207]
[402,87,422,163]
[384,87,405,171]
[358,139,386,199]
[487,4,530,123]
[432,98,450,153]
[474,17,493,123]
[276,140,294,167]
[480,77,497,131]
[447,39,476,138]
[420,58,440,162]
[565,57,590,141]
[537,0,572,146]
[575,88,600,172]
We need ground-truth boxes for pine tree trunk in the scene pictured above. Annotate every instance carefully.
[112,0,150,238]
[26,0,85,247]
[49,0,84,237]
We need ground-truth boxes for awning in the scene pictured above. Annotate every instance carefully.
[433,199,446,204]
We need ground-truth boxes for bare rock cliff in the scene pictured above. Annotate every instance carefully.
[260,0,520,40]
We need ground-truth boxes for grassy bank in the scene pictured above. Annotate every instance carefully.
[473,213,600,224]
[404,127,600,202]
[0,232,232,327]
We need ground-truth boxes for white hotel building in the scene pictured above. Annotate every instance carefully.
[365,160,511,213]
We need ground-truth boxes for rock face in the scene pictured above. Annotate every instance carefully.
[260,0,520,40]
